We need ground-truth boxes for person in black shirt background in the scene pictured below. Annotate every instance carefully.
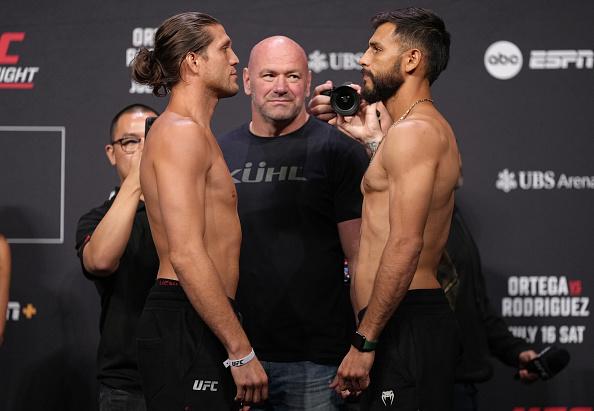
[218,36,369,410]
[440,206,538,410]
[75,104,158,411]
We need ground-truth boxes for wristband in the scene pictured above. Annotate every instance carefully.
[351,331,378,352]
[223,348,256,368]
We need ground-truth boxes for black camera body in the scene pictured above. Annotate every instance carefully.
[321,83,360,116]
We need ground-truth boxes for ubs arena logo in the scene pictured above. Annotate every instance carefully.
[308,50,364,73]
[495,169,594,192]
[0,32,40,89]
[484,40,593,79]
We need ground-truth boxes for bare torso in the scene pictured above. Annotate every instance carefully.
[353,106,460,313]
[140,112,241,297]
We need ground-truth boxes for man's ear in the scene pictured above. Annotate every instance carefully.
[184,51,203,76]
[403,48,423,74]
[105,144,116,166]
[305,69,312,98]
[243,67,251,96]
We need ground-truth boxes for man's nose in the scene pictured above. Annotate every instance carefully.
[273,75,288,94]
[230,49,239,66]
[359,49,371,67]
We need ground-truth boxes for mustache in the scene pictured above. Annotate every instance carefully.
[361,68,374,78]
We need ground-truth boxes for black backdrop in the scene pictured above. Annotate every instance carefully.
[1,1,592,410]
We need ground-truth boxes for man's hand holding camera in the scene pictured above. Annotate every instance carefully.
[308,80,392,156]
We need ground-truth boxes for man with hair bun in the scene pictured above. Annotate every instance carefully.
[132,11,267,411]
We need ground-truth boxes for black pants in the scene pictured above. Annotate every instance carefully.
[453,383,478,411]
[98,384,146,411]
[359,289,459,411]
[136,282,237,410]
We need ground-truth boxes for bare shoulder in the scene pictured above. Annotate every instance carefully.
[382,116,446,168]
[148,113,212,165]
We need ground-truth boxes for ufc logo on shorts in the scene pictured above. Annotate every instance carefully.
[193,380,219,392]
[0,32,25,64]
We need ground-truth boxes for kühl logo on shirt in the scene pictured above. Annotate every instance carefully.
[230,162,307,184]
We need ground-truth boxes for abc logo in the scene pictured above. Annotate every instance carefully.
[484,41,523,80]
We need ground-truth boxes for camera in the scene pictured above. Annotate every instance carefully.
[321,83,360,116]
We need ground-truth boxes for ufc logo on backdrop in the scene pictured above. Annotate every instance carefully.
[0,32,25,64]
[192,380,219,392]
[0,31,39,89]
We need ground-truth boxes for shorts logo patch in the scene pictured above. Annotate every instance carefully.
[381,390,395,406]
[192,380,218,392]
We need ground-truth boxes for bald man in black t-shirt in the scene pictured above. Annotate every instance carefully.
[218,36,369,410]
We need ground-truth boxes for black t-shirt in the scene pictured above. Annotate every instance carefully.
[218,117,369,364]
[75,188,158,392]
[446,207,531,382]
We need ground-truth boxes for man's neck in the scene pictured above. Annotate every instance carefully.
[168,82,219,128]
[250,109,309,137]
[383,80,432,122]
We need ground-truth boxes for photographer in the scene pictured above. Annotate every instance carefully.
[75,104,159,411]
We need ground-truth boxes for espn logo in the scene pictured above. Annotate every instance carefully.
[529,50,593,69]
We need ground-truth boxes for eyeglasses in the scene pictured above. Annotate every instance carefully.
[111,136,144,154]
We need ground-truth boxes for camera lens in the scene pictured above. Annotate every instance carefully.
[331,85,360,116]
[337,95,353,109]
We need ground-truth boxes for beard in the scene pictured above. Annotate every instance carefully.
[215,80,240,99]
[207,71,239,99]
[361,61,403,104]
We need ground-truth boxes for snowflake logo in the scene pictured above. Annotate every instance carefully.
[308,50,328,73]
[496,168,518,193]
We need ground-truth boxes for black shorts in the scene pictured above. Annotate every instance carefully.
[136,280,238,410]
[359,289,459,411]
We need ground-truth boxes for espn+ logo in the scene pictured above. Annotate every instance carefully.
[484,40,593,79]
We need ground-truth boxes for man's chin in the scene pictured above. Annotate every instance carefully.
[262,107,300,123]
[361,88,380,104]
[218,86,240,99]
